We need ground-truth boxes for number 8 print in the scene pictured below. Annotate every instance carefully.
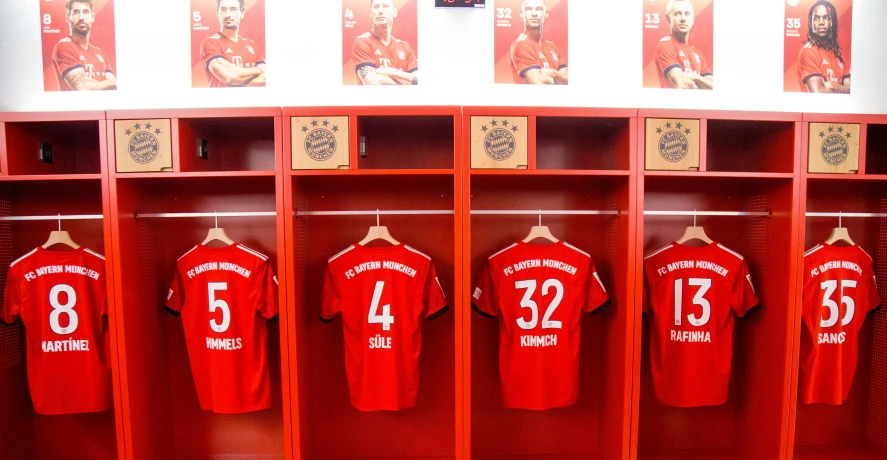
[49,284,78,335]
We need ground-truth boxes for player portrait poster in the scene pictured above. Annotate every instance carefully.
[642,0,714,90]
[494,0,569,85]
[342,0,418,86]
[191,0,267,88]
[784,0,852,93]
[40,0,117,91]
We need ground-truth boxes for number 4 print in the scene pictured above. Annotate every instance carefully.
[368,280,394,331]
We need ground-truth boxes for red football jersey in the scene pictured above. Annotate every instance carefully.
[166,243,279,413]
[655,35,711,88]
[0,247,111,414]
[510,33,567,84]
[52,37,114,91]
[351,32,418,82]
[643,242,758,407]
[321,243,448,411]
[797,44,850,92]
[800,243,880,405]
[200,33,266,88]
[472,241,609,410]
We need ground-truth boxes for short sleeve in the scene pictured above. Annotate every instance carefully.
[1,266,22,325]
[797,47,822,85]
[471,264,498,318]
[733,261,760,317]
[868,274,881,313]
[352,37,376,70]
[52,41,82,78]
[320,265,341,322]
[99,50,114,75]
[551,42,567,69]
[655,39,681,82]
[200,37,225,70]
[165,266,185,314]
[699,52,712,76]
[423,263,447,319]
[511,40,541,78]
[404,43,418,72]
[584,262,610,313]
[255,41,266,65]
[257,261,279,320]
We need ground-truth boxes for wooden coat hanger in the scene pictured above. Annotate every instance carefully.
[359,210,399,246]
[676,211,713,245]
[825,212,855,245]
[43,215,79,249]
[201,212,235,246]
[522,210,559,243]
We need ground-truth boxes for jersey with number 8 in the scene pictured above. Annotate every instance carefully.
[800,243,881,405]
[643,242,759,407]
[472,241,609,410]
[321,243,448,411]
[1,247,110,414]
[166,243,279,414]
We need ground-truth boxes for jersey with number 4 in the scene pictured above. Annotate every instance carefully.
[1,247,111,414]
[472,241,609,410]
[321,243,448,411]
[643,242,758,407]
[166,243,279,413]
[800,243,880,405]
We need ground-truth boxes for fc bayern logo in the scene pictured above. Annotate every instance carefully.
[305,128,337,161]
[485,128,516,161]
[658,130,689,162]
[125,122,162,164]
[821,134,849,166]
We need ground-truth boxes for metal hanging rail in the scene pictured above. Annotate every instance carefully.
[0,214,103,221]
[470,210,621,216]
[135,211,277,219]
[296,210,455,216]
[644,210,771,218]
[806,212,887,218]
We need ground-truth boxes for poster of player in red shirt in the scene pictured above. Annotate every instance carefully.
[343,0,418,86]
[191,0,266,88]
[494,0,568,85]
[784,0,852,93]
[40,0,117,91]
[642,0,714,90]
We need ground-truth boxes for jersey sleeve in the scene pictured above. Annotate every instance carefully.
[255,41,266,65]
[797,47,822,84]
[552,42,567,69]
[868,274,881,313]
[699,52,712,76]
[471,264,498,318]
[257,261,279,320]
[655,39,681,81]
[732,261,760,317]
[52,41,83,78]
[352,37,376,70]
[423,263,447,319]
[200,37,225,70]
[320,265,341,322]
[165,265,185,314]
[1,265,22,324]
[511,40,541,78]
[404,42,418,72]
[584,262,610,313]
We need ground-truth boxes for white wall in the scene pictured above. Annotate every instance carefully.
[1,0,885,113]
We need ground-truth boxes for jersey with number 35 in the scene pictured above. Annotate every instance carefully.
[472,241,609,410]
[800,243,880,405]
[1,247,111,415]
[321,243,448,411]
[643,242,758,407]
[166,243,279,413]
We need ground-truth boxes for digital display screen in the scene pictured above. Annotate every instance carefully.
[435,0,485,8]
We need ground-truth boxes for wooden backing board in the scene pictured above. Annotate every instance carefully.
[807,123,860,174]
[292,116,350,170]
[645,118,700,171]
[470,116,528,169]
[114,119,173,172]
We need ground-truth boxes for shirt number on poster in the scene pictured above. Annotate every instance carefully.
[820,280,856,328]
[497,8,512,19]
[786,18,801,29]
[208,282,231,333]
[43,14,52,25]
[515,279,564,330]
[645,13,660,24]
[674,278,711,327]
[193,11,201,22]
[368,280,394,331]
[49,284,78,335]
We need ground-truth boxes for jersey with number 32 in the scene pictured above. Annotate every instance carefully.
[643,242,758,407]
[321,243,447,411]
[166,243,279,413]
[800,243,880,405]
[1,247,111,415]
[472,241,609,410]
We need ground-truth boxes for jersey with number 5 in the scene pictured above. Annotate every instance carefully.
[166,243,279,413]
[800,243,880,405]
[1,247,110,414]
[472,241,609,410]
[321,243,448,411]
[643,242,758,407]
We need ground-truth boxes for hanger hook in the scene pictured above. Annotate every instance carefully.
[839,211,842,228]
[539,209,542,227]
[376,209,380,227]
[215,211,219,229]
[693,209,697,227]
[58,213,61,232]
